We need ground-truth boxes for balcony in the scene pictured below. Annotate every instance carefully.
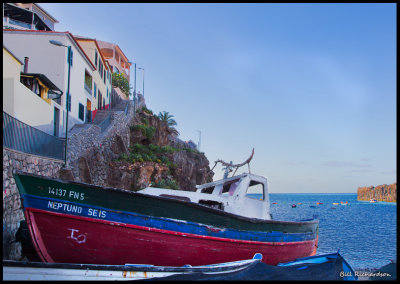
[3,17,32,30]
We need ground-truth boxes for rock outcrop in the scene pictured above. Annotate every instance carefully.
[106,109,214,191]
[357,183,396,202]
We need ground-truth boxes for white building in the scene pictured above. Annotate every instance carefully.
[3,3,58,31]
[3,29,96,136]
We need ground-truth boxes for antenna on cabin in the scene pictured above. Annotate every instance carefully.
[211,148,255,178]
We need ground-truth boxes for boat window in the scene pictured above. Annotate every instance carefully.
[198,200,224,210]
[220,179,240,196]
[246,180,264,200]
[200,186,215,194]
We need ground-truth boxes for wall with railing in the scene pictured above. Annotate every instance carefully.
[3,111,65,160]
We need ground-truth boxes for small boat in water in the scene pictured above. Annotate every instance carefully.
[316,202,323,205]
[292,204,297,208]
[309,205,316,208]
[340,201,348,206]
[332,203,339,205]
[369,199,378,203]
[13,150,319,266]
[2,253,263,281]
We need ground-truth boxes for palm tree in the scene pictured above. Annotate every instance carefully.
[158,111,179,136]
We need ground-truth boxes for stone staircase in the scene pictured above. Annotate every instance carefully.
[92,100,129,125]
[112,99,129,112]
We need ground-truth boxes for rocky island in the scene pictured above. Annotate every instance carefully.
[357,183,396,202]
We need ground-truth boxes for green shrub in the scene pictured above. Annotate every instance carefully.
[149,143,161,153]
[139,106,153,115]
[131,124,156,139]
[161,145,176,153]
[112,72,131,97]
[141,117,149,125]
[159,155,169,164]
[118,153,129,161]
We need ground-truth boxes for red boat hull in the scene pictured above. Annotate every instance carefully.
[26,208,318,266]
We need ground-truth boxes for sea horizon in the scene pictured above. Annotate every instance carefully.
[269,192,358,195]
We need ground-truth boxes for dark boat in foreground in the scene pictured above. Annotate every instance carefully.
[13,151,319,266]
[146,251,358,281]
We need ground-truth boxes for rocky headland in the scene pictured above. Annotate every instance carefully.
[357,183,396,202]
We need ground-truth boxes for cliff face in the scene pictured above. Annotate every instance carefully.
[106,110,214,191]
[357,183,396,202]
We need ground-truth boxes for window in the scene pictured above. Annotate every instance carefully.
[99,61,103,78]
[220,179,240,196]
[200,186,215,194]
[246,181,264,200]
[68,49,73,66]
[98,90,102,109]
[94,83,97,98]
[84,70,92,94]
[95,50,98,68]
[103,70,106,84]
[78,103,85,121]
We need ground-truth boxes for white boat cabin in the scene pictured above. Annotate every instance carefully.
[138,173,271,220]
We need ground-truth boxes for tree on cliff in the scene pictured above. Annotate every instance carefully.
[158,111,179,136]
[112,72,131,98]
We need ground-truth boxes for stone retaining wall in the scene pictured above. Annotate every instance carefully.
[3,148,64,260]
[2,101,136,260]
[67,101,135,186]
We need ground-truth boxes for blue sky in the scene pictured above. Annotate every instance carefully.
[39,3,396,193]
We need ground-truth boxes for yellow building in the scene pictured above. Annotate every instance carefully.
[74,36,112,120]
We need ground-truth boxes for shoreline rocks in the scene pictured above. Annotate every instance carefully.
[357,183,396,202]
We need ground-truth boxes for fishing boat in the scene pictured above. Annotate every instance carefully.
[340,201,348,206]
[13,149,319,266]
[2,253,262,281]
[332,203,339,205]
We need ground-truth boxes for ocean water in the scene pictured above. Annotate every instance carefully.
[266,193,397,270]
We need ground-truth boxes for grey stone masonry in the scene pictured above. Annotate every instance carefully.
[3,148,64,260]
[67,101,134,185]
